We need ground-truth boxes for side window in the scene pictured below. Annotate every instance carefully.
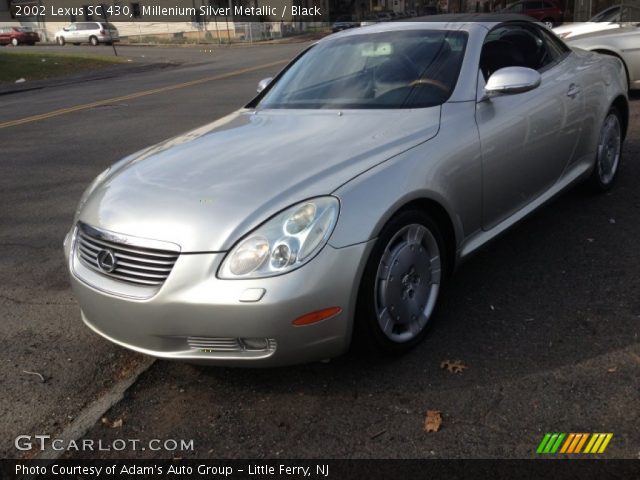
[480,24,568,79]
[537,27,570,68]
[67,24,77,31]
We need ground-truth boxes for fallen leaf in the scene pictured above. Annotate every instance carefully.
[440,359,468,374]
[111,418,123,428]
[424,410,442,432]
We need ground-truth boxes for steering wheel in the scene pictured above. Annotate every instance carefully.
[409,78,450,93]
[373,53,421,86]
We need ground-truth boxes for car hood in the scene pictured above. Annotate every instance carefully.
[566,25,635,42]
[79,107,440,252]
[553,22,618,39]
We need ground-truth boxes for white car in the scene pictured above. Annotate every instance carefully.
[55,21,119,46]
[553,4,639,39]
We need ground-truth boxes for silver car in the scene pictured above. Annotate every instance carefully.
[566,24,640,90]
[55,22,119,46]
[64,15,628,366]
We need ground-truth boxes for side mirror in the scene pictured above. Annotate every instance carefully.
[257,77,273,94]
[484,67,541,97]
[63,27,68,31]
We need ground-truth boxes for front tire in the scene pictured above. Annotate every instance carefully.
[57,36,65,45]
[355,209,449,355]
[587,107,623,192]
[11,38,18,46]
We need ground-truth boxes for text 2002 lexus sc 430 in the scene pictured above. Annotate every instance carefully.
[64,15,628,366]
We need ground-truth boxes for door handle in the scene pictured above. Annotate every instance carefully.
[567,84,581,98]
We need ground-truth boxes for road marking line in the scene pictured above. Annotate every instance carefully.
[0,59,287,130]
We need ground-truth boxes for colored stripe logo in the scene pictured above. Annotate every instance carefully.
[537,433,613,454]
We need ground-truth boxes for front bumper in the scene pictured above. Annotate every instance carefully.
[65,228,372,366]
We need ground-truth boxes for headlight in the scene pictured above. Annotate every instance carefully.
[219,196,339,279]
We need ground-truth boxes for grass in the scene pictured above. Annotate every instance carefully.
[0,51,125,84]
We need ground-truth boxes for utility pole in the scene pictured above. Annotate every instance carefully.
[102,3,118,56]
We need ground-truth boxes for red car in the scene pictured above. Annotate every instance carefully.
[502,1,563,27]
[0,26,40,46]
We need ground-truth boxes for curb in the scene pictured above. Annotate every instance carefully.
[34,356,156,461]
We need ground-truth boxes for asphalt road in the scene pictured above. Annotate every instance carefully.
[1,45,639,460]
[0,42,309,458]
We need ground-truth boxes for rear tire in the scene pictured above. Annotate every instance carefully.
[11,38,18,46]
[355,209,449,356]
[89,36,99,46]
[587,106,623,192]
[542,18,555,28]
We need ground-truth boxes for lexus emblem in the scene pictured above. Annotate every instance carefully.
[97,249,117,273]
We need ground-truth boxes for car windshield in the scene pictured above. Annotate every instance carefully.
[258,30,467,109]
[590,6,620,22]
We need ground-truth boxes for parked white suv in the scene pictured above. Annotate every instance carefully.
[55,22,119,46]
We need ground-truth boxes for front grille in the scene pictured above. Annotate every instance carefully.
[75,222,180,286]
[187,337,277,353]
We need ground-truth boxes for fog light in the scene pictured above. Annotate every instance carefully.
[241,337,269,351]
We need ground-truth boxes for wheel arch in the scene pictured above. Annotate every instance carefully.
[376,197,458,275]
[611,95,629,141]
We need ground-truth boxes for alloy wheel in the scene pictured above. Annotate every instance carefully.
[597,113,621,186]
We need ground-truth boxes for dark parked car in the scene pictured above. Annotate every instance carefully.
[331,15,360,32]
[0,26,39,46]
[502,1,563,27]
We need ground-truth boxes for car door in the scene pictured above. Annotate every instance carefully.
[77,23,91,43]
[65,24,78,41]
[524,1,544,21]
[475,23,583,230]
